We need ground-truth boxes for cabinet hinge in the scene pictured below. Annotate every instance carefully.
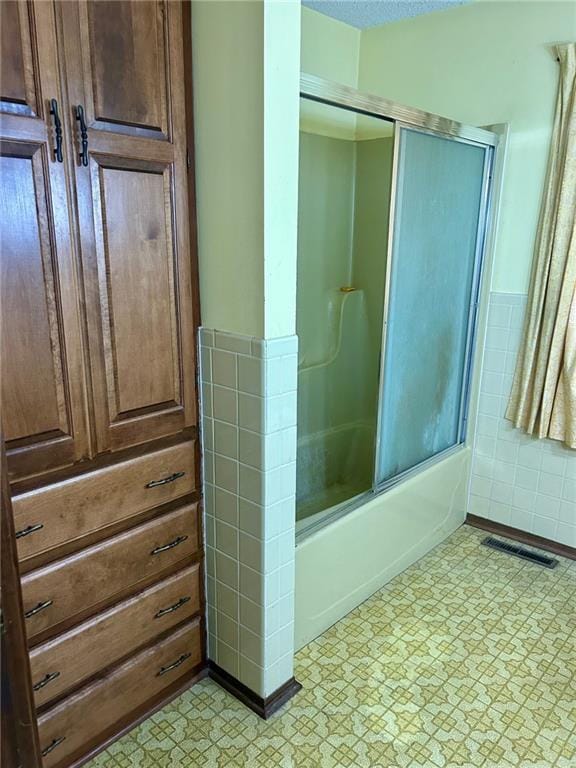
[186,149,191,170]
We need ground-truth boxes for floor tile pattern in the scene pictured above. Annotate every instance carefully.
[89,526,575,767]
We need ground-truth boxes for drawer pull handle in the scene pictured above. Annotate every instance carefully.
[157,652,191,677]
[154,596,191,619]
[25,600,53,619]
[42,737,66,757]
[33,671,61,691]
[151,535,188,556]
[15,523,44,539]
[146,471,185,489]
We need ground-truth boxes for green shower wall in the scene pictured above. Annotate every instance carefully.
[297,130,394,403]
[352,137,394,373]
[296,127,394,512]
[297,132,356,369]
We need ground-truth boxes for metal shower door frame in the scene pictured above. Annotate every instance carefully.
[373,123,495,492]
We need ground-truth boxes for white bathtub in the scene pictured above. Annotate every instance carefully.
[294,447,470,649]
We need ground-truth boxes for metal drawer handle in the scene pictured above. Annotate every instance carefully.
[15,523,44,539]
[146,471,185,489]
[151,535,188,556]
[154,596,191,619]
[42,737,66,757]
[24,600,53,619]
[33,671,61,692]
[157,652,191,677]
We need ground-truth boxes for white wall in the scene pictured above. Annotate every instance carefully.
[192,0,301,696]
[264,1,301,338]
[192,0,300,340]
[470,292,576,547]
[300,5,360,87]
[358,0,576,294]
[192,1,264,338]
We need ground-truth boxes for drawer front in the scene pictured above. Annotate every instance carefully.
[22,504,199,641]
[38,620,202,768]
[13,440,196,561]
[30,563,201,708]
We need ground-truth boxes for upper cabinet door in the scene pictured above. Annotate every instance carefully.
[1,0,38,118]
[60,1,197,454]
[77,0,170,140]
[0,1,90,481]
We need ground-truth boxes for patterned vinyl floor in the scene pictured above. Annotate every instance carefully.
[89,525,576,768]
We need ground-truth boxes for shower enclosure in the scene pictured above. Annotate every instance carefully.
[296,77,496,538]
[296,101,394,526]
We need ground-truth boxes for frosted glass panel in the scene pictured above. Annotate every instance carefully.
[377,128,489,483]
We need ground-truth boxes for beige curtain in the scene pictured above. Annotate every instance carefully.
[506,43,576,448]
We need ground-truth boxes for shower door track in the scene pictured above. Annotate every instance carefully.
[300,73,499,147]
[296,443,465,543]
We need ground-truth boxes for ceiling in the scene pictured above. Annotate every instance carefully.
[302,0,471,29]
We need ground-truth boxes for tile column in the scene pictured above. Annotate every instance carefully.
[200,328,299,705]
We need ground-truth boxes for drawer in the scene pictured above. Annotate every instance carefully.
[30,563,201,708]
[38,619,202,768]
[12,440,196,562]
[22,504,199,641]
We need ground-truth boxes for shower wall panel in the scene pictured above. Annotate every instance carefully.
[296,129,393,524]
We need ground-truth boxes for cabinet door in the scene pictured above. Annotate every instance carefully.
[0,1,90,481]
[60,0,198,454]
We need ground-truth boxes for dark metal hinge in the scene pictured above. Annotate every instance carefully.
[186,149,191,170]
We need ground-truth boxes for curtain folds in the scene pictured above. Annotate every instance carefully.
[506,43,576,448]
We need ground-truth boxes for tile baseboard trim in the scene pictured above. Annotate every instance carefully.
[208,661,302,719]
[466,514,576,561]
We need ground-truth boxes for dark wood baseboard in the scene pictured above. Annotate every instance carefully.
[466,514,576,561]
[208,661,302,720]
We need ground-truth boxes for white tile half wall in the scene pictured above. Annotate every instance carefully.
[469,292,576,548]
[199,329,298,697]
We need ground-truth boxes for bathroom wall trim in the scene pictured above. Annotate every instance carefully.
[467,514,576,561]
[208,662,302,720]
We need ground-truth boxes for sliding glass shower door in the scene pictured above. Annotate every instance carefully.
[375,126,493,486]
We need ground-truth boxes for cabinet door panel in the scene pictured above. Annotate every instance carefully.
[95,160,181,419]
[1,148,67,440]
[60,1,197,454]
[0,1,38,116]
[0,2,90,481]
[78,0,168,139]
[88,0,166,133]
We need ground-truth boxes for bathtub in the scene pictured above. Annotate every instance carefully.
[294,446,470,649]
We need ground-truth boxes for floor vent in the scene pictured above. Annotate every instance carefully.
[481,536,559,569]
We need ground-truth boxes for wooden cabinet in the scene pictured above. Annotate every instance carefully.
[0,3,205,767]
[61,0,198,455]
[1,1,90,480]
[1,0,197,481]
[37,619,202,768]
[13,440,197,563]
[30,564,201,708]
